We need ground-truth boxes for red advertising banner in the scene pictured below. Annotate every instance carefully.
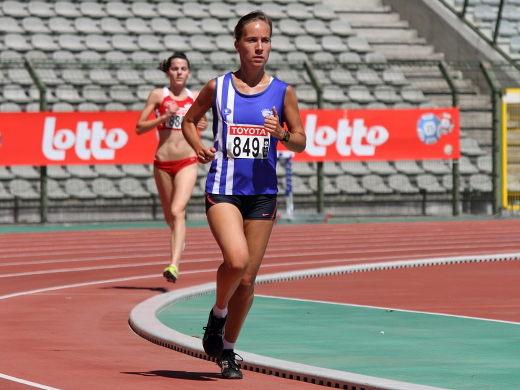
[279,108,460,162]
[0,108,459,166]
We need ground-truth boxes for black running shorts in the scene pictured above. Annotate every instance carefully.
[205,193,277,220]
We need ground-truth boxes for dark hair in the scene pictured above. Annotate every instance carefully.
[234,11,273,41]
[158,52,190,73]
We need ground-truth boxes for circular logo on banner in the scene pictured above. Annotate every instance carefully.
[417,113,441,145]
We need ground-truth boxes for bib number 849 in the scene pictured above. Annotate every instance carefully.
[230,136,269,159]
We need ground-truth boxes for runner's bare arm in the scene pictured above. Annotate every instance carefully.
[135,89,176,135]
[183,80,216,163]
[263,85,306,153]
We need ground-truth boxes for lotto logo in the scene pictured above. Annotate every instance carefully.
[304,114,389,157]
[42,117,129,161]
[229,125,268,137]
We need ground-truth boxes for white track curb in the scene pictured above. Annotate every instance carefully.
[129,252,520,390]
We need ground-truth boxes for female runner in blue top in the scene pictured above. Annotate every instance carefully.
[182,11,306,380]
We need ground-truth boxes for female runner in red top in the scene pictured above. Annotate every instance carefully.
[135,52,207,283]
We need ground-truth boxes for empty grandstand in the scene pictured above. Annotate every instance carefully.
[0,0,514,223]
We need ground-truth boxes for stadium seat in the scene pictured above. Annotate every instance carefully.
[25,103,41,112]
[82,85,111,103]
[46,179,70,200]
[49,17,76,34]
[156,2,183,19]
[0,102,22,112]
[104,50,127,63]
[417,174,446,193]
[10,166,40,179]
[261,3,286,19]
[26,50,48,61]
[0,167,15,180]
[94,165,125,178]
[54,1,81,18]
[271,35,296,52]
[109,85,137,103]
[131,2,158,19]
[366,161,397,175]
[23,17,50,34]
[401,85,427,104]
[104,102,127,111]
[279,18,305,36]
[137,34,165,52]
[388,174,419,194]
[323,85,349,103]
[347,85,376,103]
[101,18,127,34]
[330,19,355,37]
[58,34,86,52]
[322,161,343,176]
[0,182,14,200]
[294,85,317,103]
[305,19,331,36]
[52,102,74,112]
[460,138,487,156]
[91,178,124,198]
[476,155,492,173]
[55,85,84,103]
[89,69,118,85]
[313,4,336,20]
[329,68,357,86]
[356,67,383,85]
[145,177,159,196]
[0,17,24,34]
[77,102,100,112]
[313,51,335,64]
[473,5,496,23]
[347,36,372,53]
[421,160,451,174]
[335,174,367,194]
[163,34,192,52]
[367,102,388,109]
[75,17,102,34]
[86,34,113,52]
[460,156,479,174]
[66,165,98,179]
[503,4,520,21]
[126,18,152,34]
[2,85,32,103]
[182,2,208,19]
[287,3,313,20]
[308,176,340,194]
[215,35,236,53]
[106,2,133,18]
[119,177,151,198]
[143,68,167,85]
[208,2,235,19]
[365,52,387,64]
[4,33,33,51]
[190,35,215,52]
[339,161,370,175]
[62,69,90,85]
[295,35,322,52]
[374,85,402,104]
[321,35,348,53]
[442,174,466,191]
[362,174,393,194]
[9,179,40,200]
[135,84,154,101]
[132,51,155,63]
[150,18,177,34]
[64,177,97,199]
[7,69,33,85]
[29,86,58,103]
[291,176,313,195]
[121,164,151,178]
[79,1,107,18]
[338,51,363,65]
[2,1,30,17]
[29,1,56,17]
[276,69,305,85]
[394,160,424,175]
[382,68,410,86]
[112,34,139,52]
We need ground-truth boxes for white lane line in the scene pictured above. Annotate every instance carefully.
[0,373,62,390]
[256,295,520,326]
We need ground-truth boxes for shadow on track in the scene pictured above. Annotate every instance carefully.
[122,370,219,381]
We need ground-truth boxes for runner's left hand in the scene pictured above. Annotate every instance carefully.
[264,106,284,139]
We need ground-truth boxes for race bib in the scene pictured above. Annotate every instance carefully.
[164,106,189,130]
[226,124,270,159]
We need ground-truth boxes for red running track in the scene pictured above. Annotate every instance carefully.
[1,220,520,390]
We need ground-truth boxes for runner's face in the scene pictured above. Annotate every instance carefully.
[166,58,190,87]
[235,20,271,67]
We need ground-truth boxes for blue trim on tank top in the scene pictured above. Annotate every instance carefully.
[228,72,275,98]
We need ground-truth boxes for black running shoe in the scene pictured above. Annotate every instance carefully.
[202,309,226,358]
[217,349,243,379]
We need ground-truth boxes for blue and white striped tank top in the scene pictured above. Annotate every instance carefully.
[205,72,289,195]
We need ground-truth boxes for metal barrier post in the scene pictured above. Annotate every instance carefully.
[481,62,503,214]
[439,61,460,216]
[493,0,506,44]
[285,157,294,216]
[40,166,48,223]
[304,61,324,213]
